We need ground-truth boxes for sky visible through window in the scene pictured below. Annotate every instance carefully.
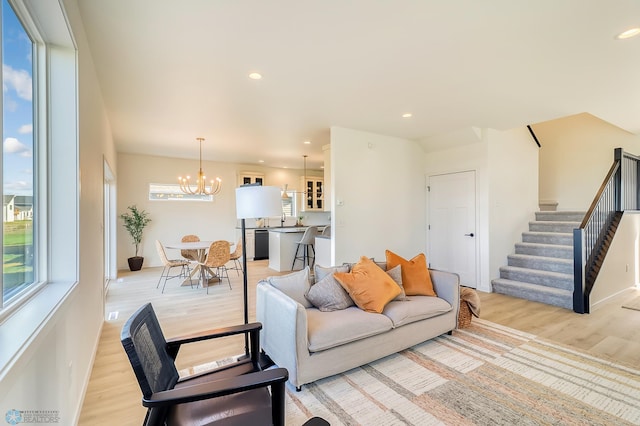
[3,0,33,197]
[3,0,34,303]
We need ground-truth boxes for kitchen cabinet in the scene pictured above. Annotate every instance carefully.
[301,177,323,211]
[236,229,255,260]
[238,172,264,187]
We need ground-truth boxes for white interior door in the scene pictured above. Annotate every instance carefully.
[428,171,477,288]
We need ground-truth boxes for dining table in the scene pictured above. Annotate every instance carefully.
[164,241,234,287]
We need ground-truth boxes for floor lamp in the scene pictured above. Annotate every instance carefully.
[235,184,283,359]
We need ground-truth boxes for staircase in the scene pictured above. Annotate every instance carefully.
[492,211,585,310]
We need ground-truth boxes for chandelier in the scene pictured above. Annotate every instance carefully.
[178,137,222,195]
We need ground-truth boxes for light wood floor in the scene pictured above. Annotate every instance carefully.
[78,261,640,425]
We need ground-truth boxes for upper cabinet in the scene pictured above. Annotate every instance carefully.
[301,177,323,211]
[238,172,265,186]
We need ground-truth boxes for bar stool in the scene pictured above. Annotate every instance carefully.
[291,226,318,270]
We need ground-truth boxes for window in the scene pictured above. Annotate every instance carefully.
[148,183,214,201]
[2,0,35,307]
[282,191,298,218]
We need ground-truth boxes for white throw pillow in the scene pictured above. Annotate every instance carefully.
[268,266,312,308]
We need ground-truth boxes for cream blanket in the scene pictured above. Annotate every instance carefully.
[460,287,480,317]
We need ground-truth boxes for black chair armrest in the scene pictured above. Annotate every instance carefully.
[166,322,262,359]
[142,367,288,408]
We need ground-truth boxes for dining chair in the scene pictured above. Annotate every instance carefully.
[291,226,318,270]
[121,302,289,426]
[180,234,200,262]
[321,225,331,236]
[200,240,231,293]
[155,240,191,293]
[228,238,243,276]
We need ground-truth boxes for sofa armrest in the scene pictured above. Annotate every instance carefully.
[256,281,309,382]
[429,269,460,308]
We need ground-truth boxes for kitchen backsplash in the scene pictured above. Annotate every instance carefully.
[238,211,331,228]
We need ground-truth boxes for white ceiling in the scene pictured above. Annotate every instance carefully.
[77,0,640,170]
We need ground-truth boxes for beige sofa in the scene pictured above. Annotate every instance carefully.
[256,268,460,390]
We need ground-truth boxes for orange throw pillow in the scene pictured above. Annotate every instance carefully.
[334,256,401,313]
[385,250,437,296]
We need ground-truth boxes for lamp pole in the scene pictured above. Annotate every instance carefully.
[241,216,249,356]
[235,184,282,364]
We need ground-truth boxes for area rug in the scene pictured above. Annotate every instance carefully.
[622,296,640,311]
[285,319,640,425]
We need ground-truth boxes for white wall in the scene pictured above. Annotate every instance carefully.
[116,153,324,269]
[0,0,117,423]
[590,212,640,308]
[487,127,539,284]
[534,112,640,210]
[423,126,538,292]
[331,127,426,264]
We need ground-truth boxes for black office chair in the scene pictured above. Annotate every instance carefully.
[121,303,289,426]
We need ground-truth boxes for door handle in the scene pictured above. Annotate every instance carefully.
[464,233,474,237]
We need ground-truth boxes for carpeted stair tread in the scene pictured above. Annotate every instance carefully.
[498,266,573,290]
[534,211,586,222]
[507,253,573,274]
[522,231,573,245]
[514,242,573,259]
[529,221,581,233]
[491,278,573,309]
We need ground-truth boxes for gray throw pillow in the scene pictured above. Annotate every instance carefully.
[315,264,349,282]
[305,272,354,312]
[268,266,312,308]
[386,264,408,301]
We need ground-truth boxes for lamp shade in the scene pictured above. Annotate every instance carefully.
[236,185,283,219]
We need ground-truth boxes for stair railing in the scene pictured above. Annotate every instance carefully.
[573,148,640,313]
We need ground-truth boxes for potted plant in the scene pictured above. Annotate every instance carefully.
[120,205,151,271]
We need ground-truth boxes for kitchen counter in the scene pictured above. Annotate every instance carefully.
[268,227,308,233]
[314,235,331,267]
[268,226,327,271]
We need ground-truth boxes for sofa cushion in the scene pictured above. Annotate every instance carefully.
[267,266,312,308]
[305,272,355,311]
[385,250,437,296]
[334,256,401,313]
[306,307,393,352]
[382,296,452,327]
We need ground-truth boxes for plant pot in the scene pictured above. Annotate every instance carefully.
[128,256,144,271]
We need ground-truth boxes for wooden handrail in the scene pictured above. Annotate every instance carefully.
[579,161,619,229]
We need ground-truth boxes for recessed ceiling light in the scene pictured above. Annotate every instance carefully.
[258,159,265,163]
[402,113,413,118]
[248,72,262,80]
[303,140,311,145]
[616,28,640,39]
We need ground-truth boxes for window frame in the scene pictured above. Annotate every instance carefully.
[0,0,45,317]
[0,0,78,322]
